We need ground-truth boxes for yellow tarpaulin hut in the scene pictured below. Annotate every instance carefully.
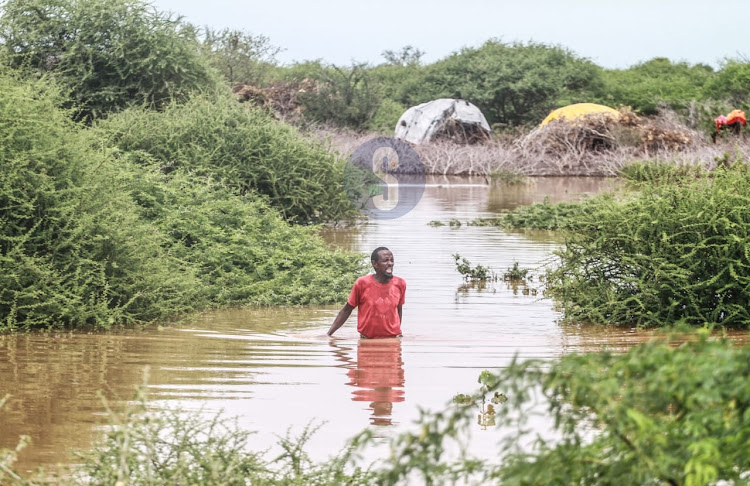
[540,103,620,127]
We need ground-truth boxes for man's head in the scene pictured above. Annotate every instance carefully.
[371,247,394,280]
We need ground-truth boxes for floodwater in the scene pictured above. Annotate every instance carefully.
[0,176,684,474]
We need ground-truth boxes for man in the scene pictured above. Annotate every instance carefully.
[327,247,405,338]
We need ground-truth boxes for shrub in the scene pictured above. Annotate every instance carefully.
[488,333,750,485]
[367,98,406,134]
[0,0,219,122]
[121,164,368,306]
[596,58,713,115]
[0,73,366,330]
[97,92,358,224]
[703,59,750,107]
[0,73,201,330]
[546,164,750,327]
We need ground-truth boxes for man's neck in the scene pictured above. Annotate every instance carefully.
[373,274,392,284]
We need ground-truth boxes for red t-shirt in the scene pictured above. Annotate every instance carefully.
[347,275,406,338]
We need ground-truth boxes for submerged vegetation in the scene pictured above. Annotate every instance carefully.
[502,262,530,281]
[453,253,496,281]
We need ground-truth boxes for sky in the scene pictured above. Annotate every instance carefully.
[150,0,749,69]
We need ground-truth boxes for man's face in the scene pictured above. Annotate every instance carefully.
[372,250,394,279]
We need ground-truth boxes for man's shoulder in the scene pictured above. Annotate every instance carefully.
[354,274,373,286]
[392,276,406,288]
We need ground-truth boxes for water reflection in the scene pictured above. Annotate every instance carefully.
[330,338,405,426]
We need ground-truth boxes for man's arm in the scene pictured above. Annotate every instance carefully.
[397,304,402,324]
[327,303,354,336]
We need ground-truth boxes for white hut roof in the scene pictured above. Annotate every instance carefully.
[394,98,491,145]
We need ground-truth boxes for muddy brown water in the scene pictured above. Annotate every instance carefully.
[1,176,737,474]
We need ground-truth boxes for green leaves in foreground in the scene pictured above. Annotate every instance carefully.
[79,389,374,485]
[366,333,750,485]
[489,333,750,486]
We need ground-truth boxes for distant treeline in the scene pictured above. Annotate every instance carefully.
[2,0,746,133]
[262,44,748,134]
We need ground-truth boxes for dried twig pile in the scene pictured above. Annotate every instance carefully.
[233,80,316,123]
[520,108,697,157]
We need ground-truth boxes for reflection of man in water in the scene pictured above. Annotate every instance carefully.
[327,247,405,339]
[330,338,405,425]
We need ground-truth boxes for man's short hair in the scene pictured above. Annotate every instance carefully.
[371,246,390,263]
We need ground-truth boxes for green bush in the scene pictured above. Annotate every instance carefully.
[367,98,406,134]
[546,164,750,327]
[97,93,358,224]
[0,73,366,330]
[490,333,750,485]
[0,73,201,330]
[620,160,706,184]
[121,165,368,306]
[0,0,219,122]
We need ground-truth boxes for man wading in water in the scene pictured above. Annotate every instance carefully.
[327,247,405,339]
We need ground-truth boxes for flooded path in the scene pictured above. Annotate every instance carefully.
[2,176,664,473]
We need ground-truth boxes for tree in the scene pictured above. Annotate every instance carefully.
[201,28,281,86]
[381,45,425,67]
[296,62,381,130]
[597,57,714,115]
[0,0,219,122]
[703,58,750,107]
[400,40,602,127]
